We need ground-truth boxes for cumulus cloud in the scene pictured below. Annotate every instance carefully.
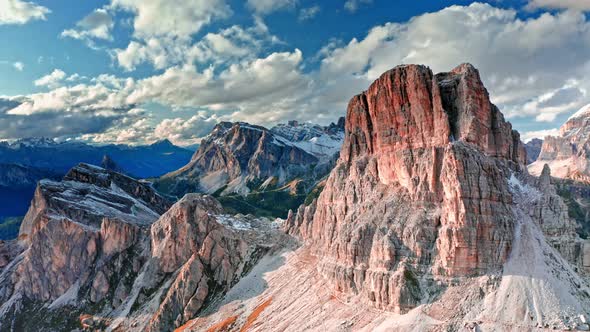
[125,49,308,125]
[110,0,231,39]
[520,128,560,142]
[61,8,114,42]
[313,3,590,124]
[7,2,590,145]
[527,0,590,11]
[154,114,219,146]
[114,18,281,71]
[299,5,320,21]
[246,0,297,15]
[34,69,67,88]
[0,0,50,25]
[107,0,234,70]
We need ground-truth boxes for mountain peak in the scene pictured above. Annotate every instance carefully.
[150,139,175,148]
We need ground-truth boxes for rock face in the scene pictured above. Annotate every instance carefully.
[154,120,344,218]
[286,63,589,316]
[524,138,543,164]
[0,163,287,331]
[530,104,590,182]
[0,164,170,327]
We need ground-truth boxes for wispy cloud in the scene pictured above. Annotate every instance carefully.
[12,62,24,71]
[344,0,373,13]
[526,0,590,11]
[299,5,320,21]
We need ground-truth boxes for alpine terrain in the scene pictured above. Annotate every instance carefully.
[0,64,589,332]
[155,119,344,217]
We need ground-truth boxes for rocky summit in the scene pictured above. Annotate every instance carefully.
[285,64,590,328]
[530,104,590,183]
[154,119,344,218]
[1,64,590,332]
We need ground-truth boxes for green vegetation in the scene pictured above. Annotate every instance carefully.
[403,269,420,291]
[217,190,306,219]
[304,182,325,206]
[0,216,23,240]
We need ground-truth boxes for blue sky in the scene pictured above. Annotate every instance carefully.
[0,0,589,145]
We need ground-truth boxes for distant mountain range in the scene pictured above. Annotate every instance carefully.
[0,138,193,178]
[0,138,193,222]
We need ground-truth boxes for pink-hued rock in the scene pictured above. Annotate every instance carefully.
[530,106,590,182]
[286,63,542,313]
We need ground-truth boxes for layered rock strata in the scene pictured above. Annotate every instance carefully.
[286,64,587,314]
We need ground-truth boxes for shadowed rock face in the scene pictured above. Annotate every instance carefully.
[285,64,581,313]
[525,138,543,164]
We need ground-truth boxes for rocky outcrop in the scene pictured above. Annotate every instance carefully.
[0,164,170,329]
[286,63,587,316]
[0,163,288,331]
[154,120,344,218]
[530,105,590,182]
[156,120,344,198]
[525,138,543,164]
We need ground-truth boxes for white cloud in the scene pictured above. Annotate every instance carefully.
[521,128,560,142]
[246,0,297,15]
[299,5,320,21]
[107,0,233,70]
[344,0,373,13]
[126,49,308,124]
[315,3,590,125]
[34,69,67,88]
[7,2,590,145]
[110,0,231,39]
[0,0,50,25]
[154,114,219,145]
[12,62,24,71]
[527,0,590,11]
[113,19,280,71]
[61,8,114,42]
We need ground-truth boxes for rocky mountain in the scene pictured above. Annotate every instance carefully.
[282,63,590,329]
[0,163,289,331]
[0,163,61,188]
[524,138,543,164]
[528,106,590,240]
[530,105,590,181]
[155,119,344,217]
[2,63,590,332]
